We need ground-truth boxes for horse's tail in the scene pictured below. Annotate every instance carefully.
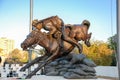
[82,20,90,29]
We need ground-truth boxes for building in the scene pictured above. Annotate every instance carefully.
[0,37,15,54]
[0,37,15,66]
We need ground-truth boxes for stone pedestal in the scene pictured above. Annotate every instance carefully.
[44,53,97,79]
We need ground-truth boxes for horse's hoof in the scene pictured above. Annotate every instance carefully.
[20,67,26,72]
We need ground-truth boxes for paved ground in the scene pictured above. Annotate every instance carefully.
[0,64,119,80]
[95,66,118,78]
[0,76,118,80]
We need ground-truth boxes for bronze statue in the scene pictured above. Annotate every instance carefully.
[20,22,92,78]
[32,16,91,53]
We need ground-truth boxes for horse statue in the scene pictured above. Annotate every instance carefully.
[20,25,91,78]
[32,16,91,53]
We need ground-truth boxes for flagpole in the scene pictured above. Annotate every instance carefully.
[28,0,33,75]
[29,0,33,32]
[117,0,120,79]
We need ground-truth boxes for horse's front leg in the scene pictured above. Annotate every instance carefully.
[20,55,47,71]
[25,60,49,79]
[72,39,83,53]
[25,47,60,79]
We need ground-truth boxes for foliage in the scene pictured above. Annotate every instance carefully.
[7,48,27,63]
[7,48,37,63]
[108,34,117,51]
[0,48,8,57]
[0,48,3,53]
[73,40,113,66]
[108,34,117,66]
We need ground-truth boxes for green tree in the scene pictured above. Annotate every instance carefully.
[8,48,38,63]
[19,51,28,63]
[108,34,117,66]
[8,48,28,63]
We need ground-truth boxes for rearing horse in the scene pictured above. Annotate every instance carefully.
[20,26,91,78]
[20,29,75,78]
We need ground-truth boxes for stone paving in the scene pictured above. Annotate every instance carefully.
[0,76,118,80]
[0,64,119,80]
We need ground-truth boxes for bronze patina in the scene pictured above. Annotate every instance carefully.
[20,16,92,79]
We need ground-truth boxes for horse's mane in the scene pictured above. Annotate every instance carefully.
[32,29,49,39]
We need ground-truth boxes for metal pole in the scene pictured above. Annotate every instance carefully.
[117,0,120,79]
[28,49,32,74]
[29,0,33,32]
[28,0,33,74]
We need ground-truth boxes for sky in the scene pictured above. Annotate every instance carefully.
[0,0,117,49]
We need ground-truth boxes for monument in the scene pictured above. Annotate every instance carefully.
[20,16,96,79]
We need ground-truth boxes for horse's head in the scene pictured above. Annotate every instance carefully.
[21,30,39,50]
[84,32,92,47]
[32,19,43,30]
